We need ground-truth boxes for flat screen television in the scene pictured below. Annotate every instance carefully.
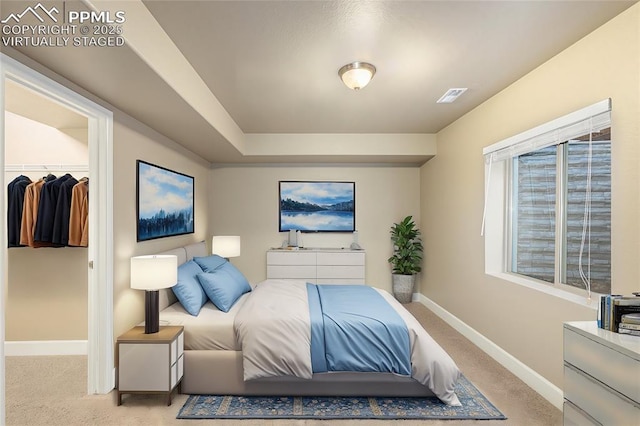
[279,181,355,232]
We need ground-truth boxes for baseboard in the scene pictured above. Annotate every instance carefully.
[4,340,88,356]
[414,293,563,410]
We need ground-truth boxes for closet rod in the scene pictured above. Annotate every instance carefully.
[5,164,89,173]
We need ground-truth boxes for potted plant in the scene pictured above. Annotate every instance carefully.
[388,215,423,303]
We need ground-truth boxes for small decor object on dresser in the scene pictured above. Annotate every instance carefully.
[598,294,640,332]
[136,160,194,241]
[619,313,640,336]
[622,313,640,324]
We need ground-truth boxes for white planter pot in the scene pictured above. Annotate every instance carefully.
[392,274,415,303]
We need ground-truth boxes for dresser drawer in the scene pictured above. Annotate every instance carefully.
[178,331,184,357]
[317,265,365,279]
[316,278,364,285]
[171,355,184,388]
[267,251,316,265]
[171,339,178,364]
[564,363,640,425]
[564,327,639,402]
[170,330,184,363]
[267,249,366,285]
[563,400,599,426]
[119,343,170,391]
[267,265,316,280]
[317,252,365,266]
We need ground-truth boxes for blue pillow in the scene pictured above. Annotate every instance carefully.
[172,260,207,316]
[193,255,228,272]
[196,262,251,312]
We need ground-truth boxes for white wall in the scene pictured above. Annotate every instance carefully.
[210,165,420,293]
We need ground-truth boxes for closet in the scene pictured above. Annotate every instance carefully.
[4,80,89,346]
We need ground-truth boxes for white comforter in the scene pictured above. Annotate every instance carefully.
[234,279,462,406]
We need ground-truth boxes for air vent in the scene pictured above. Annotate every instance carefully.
[437,88,468,104]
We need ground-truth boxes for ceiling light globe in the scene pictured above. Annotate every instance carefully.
[339,62,376,91]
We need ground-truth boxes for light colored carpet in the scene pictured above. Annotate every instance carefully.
[5,302,562,425]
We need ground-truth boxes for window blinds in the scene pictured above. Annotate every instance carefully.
[483,99,611,163]
[481,99,611,237]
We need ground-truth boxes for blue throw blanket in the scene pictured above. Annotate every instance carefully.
[307,283,411,375]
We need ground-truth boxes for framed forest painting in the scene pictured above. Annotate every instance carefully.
[136,160,194,241]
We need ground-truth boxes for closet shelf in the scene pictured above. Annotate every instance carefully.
[5,164,89,173]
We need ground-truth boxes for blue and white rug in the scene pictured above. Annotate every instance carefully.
[177,374,507,420]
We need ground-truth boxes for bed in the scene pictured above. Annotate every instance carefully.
[156,241,461,405]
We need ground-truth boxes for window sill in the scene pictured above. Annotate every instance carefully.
[487,271,598,310]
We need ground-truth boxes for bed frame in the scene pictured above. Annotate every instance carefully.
[158,241,435,397]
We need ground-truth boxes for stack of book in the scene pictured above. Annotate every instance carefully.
[597,295,640,333]
[619,313,640,336]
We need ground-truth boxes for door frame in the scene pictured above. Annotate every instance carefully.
[0,52,114,422]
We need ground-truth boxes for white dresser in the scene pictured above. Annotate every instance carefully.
[563,321,640,425]
[266,248,365,285]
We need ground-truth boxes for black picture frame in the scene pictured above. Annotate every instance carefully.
[279,181,355,232]
[136,160,194,241]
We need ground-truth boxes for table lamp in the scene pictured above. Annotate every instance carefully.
[212,235,241,258]
[130,255,178,334]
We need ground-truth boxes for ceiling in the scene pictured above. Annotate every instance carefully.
[5,80,88,130]
[2,0,636,164]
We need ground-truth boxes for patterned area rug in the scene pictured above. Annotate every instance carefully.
[177,374,507,420]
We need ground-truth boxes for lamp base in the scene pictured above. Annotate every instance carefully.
[144,290,160,334]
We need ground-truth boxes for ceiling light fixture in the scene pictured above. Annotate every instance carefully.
[338,62,376,90]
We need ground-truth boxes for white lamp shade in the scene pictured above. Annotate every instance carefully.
[212,235,241,258]
[130,255,178,290]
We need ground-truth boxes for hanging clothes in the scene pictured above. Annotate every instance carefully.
[7,175,32,247]
[20,175,54,247]
[69,178,89,247]
[9,172,88,249]
[34,173,72,246]
[52,174,79,246]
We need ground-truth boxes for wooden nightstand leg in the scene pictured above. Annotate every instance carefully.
[167,391,172,406]
[117,391,122,406]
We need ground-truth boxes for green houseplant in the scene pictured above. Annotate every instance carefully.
[388,215,423,302]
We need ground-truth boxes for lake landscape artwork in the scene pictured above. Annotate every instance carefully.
[137,160,194,241]
[279,181,355,232]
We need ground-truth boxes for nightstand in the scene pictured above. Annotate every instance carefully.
[116,325,184,406]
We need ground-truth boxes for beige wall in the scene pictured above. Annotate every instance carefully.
[421,4,640,389]
[5,111,88,341]
[112,112,210,339]
[210,166,420,293]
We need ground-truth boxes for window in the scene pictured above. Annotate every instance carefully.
[483,100,611,302]
[512,145,557,283]
[511,131,611,293]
